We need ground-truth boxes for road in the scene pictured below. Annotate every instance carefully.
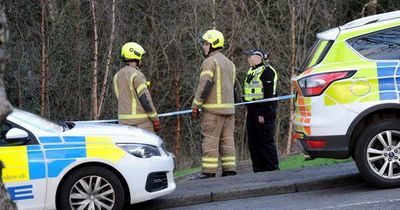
[165,184,400,210]
[130,162,363,209]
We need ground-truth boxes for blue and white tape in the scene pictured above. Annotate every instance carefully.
[75,94,295,123]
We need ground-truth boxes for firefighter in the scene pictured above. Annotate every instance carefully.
[192,29,237,179]
[243,48,279,172]
[113,42,160,133]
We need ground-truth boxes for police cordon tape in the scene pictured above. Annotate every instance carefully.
[76,94,295,123]
[159,94,295,117]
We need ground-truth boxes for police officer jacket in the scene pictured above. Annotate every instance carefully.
[243,63,277,119]
[113,65,158,125]
[192,51,236,115]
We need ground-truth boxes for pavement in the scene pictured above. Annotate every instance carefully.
[132,162,363,209]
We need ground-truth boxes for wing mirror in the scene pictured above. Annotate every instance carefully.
[5,128,30,145]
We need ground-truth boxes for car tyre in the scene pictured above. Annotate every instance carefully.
[354,119,400,188]
[59,166,125,210]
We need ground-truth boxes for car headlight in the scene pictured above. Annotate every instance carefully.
[117,143,161,158]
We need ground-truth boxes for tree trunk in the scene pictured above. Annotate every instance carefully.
[40,0,47,117]
[73,0,83,118]
[173,52,181,160]
[286,5,296,154]
[174,81,181,159]
[97,0,116,119]
[91,0,99,119]
[0,6,17,210]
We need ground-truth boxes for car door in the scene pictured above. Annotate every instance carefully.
[0,121,47,210]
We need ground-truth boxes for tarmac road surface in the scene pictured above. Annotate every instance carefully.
[164,184,400,210]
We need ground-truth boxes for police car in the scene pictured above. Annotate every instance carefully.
[292,11,400,187]
[0,108,175,210]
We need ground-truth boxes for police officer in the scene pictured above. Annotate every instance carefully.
[113,42,160,133]
[243,48,279,172]
[192,29,237,178]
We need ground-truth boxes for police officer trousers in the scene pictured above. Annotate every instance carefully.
[247,113,279,172]
[201,112,236,174]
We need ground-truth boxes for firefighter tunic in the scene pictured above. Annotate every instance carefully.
[113,65,158,132]
[192,50,237,174]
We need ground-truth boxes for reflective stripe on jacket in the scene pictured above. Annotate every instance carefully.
[192,51,236,115]
[113,65,158,125]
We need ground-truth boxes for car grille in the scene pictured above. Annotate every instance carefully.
[145,172,168,192]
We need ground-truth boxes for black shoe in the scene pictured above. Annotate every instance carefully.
[221,171,237,177]
[200,173,216,179]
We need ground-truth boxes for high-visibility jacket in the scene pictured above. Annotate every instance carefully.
[113,65,158,125]
[244,64,277,101]
[243,63,278,119]
[192,51,236,115]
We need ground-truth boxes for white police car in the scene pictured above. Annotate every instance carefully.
[0,109,175,210]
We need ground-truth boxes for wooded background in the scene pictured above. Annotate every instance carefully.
[2,0,400,170]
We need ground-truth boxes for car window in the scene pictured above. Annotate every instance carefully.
[300,39,333,72]
[347,26,400,60]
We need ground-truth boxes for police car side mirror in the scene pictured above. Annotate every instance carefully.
[5,128,30,145]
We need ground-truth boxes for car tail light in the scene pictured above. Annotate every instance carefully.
[305,140,326,149]
[298,71,355,97]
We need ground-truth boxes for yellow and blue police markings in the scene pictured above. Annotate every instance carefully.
[1,144,44,200]
[1,135,126,201]
[376,62,400,100]
[323,61,399,106]
[7,185,34,201]
[294,59,399,135]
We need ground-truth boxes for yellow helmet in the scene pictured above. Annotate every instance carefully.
[200,29,224,48]
[121,42,145,61]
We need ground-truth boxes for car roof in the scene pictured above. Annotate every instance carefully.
[339,10,400,30]
[317,11,400,41]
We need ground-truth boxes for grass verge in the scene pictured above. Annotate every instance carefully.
[280,154,352,170]
[174,166,201,178]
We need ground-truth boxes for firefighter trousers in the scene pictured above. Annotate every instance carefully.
[201,112,236,174]
[247,113,279,172]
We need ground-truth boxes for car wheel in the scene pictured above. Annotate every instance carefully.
[59,166,125,210]
[354,119,400,188]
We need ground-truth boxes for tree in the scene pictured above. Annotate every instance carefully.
[0,6,17,210]
[40,0,48,116]
[97,0,116,119]
[286,3,297,154]
[90,0,99,119]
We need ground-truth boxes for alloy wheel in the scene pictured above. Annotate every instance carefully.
[69,175,115,210]
[367,130,400,179]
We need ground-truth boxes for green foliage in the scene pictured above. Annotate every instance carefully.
[279,154,352,170]
[174,166,201,178]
